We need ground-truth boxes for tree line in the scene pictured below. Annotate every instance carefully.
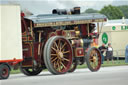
[84,5,128,20]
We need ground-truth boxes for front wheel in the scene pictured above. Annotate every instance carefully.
[85,47,101,72]
[44,36,73,74]
[0,64,10,79]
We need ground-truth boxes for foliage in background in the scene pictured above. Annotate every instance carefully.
[85,8,99,13]
[99,5,124,20]
[117,5,128,19]
[84,5,128,20]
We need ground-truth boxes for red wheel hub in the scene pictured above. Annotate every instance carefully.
[2,68,9,77]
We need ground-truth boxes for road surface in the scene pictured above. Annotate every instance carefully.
[0,66,128,85]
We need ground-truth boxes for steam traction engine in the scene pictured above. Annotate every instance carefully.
[0,5,106,79]
[0,5,107,79]
[20,7,107,75]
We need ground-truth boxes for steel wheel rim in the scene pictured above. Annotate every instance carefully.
[50,38,72,73]
[68,61,77,73]
[89,48,101,70]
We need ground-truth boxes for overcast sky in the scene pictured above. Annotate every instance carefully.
[1,0,128,14]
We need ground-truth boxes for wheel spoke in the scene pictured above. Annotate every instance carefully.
[91,57,98,68]
[60,43,62,51]
[91,50,94,54]
[94,62,97,68]
[91,62,95,68]
[51,56,55,60]
[90,62,93,68]
[51,54,57,56]
[60,62,67,69]
[51,47,57,52]
[62,58,70,61]
[54,42,59,50]
[51,57,58,62]
[57,60,61,72]
[58,39,61,51]
[91,50,96,54]
[61,42,66,51]
[94,62,97,67]
[62,50,70,54]
[90,53,94,57]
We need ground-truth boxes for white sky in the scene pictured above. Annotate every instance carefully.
[1,0,128,14]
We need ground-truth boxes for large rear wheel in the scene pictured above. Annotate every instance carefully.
[85,47,101,72]
[20,67,43,76]
[68,60,77,73]
[44,36,73,74]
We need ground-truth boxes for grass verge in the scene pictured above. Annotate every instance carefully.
[77,60,128,69]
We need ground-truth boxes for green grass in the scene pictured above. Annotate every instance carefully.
[10,60,128,74]
[77,60,128,69]
[10,68,48,74]
[10,69,21,74]
[101,60,128,67]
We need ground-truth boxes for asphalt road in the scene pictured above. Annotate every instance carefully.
[0,66,128,85]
